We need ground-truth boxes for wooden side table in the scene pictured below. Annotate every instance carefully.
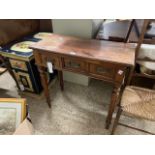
[30,34,136,129]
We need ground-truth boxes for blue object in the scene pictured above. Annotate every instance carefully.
[1,37,40,57]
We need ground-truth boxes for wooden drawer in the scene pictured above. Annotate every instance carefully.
[10,59,27,71]
[62,57,87,72]
[42,54,60,69]
[89,62,116,79]
[13,70,33,92]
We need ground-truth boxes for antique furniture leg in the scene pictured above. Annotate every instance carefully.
[135,19,150,57]
[105,84,120,129]
[58,70,64,91]
[106,67,132,129]
[111,107,122,134]
[126,66,134,85]
[38,66,51,108]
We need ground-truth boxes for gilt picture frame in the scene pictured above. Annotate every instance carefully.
[0,98,27,131]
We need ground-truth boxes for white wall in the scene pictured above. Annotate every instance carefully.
[52,19,103,86]
[52,19,93,39]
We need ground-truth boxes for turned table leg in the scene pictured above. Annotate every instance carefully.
[58,70,64,91]
[126,66,134,85]
[38,66,51,108]
[111,107,122,134]
[105,84,120,129]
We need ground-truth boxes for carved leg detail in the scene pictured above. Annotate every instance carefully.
[39,66,51,108]
[105,85,120,129]
[126,66,134,85]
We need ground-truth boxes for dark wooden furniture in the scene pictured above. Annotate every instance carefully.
[131,19,155,88]
[134,19,155,44]
[0,19,40,46]
[0,20,40,90]
[0,20,54,93]
[30,34,135,129]
[135,19,155,58]
[0,43,44,94]
[39,19,53,32]
[111,20,155,134]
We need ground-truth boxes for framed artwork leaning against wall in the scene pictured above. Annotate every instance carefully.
[0,98,26,134]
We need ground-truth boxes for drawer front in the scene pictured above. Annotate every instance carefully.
[42,54,60,69]
[13,71,33,92]
[63,57,87,72]
[89,62,116,79]
[10,59,27,71]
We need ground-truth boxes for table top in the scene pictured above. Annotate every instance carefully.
[30,34,136,66]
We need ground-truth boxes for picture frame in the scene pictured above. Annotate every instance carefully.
[0,98,27,129]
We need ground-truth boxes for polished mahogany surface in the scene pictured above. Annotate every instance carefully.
[30,34,136,66]
[30,33,136,128]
